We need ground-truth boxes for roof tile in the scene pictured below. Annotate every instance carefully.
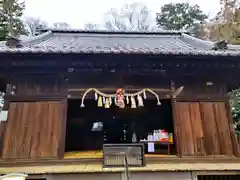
[0,30,240,56]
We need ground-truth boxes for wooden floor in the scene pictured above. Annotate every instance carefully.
[1,162,240,174]
[64,151,172,159]
[0,154,240,174]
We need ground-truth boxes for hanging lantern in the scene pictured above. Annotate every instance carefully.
[92,121,103,131]
[116,88,125,108]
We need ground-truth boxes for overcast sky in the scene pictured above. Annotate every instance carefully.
[23,0,221,29]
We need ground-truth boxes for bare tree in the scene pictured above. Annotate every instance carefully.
[84,23,99,30]
[52,22,70,29]
[24,17,48,36]
[220,0,238,21]
[104,3,154,31]
[204,0,240,42]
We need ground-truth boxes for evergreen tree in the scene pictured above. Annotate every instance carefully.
[230,89,240,136]
[0,0,25,41]
[0,1,7,41]
[156,3,208,31]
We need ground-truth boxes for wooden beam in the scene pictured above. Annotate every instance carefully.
[68,88,171,92]
[174,96,229,102]
[6,95,67,102]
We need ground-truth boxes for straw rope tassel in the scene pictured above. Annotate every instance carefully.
[105,98,110,108]
[97,96,103,107]
[137,94,144,107]
[94,92,98,100]
[131,96,136,108]
[80,88,161,107]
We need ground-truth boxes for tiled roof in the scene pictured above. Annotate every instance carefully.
[0,29,240,56]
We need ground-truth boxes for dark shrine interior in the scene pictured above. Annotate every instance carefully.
[65,97,176,155]
[0,79,6,93]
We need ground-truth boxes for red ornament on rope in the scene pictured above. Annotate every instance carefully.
[116,88,125,108]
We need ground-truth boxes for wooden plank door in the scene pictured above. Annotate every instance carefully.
[172,102,196,156]
[172,101,236,157]
[1,100,67,159]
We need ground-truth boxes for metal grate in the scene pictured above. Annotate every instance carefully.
[102,143,145,168]
[198,175,240,180]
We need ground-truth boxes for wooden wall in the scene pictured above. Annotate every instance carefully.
[1,100,67,159]
[174,77,228,101]
[173,101,240,157]
[0,75,69,159]
[11,75,67,96]
[0,73,238,160]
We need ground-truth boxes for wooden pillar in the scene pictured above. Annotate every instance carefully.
[225,102,240,157]
[57,99,68,158]
[172,101,197,156]
[0,121,6,158]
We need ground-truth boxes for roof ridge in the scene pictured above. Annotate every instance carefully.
[228,44,240,51]
[180,33,214,50]
[43,28,188,35]
[228,44,240,47]
[21,31,53,45]
[0,31,53,47]
[0,41,6,47]
[55,32,181,38]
